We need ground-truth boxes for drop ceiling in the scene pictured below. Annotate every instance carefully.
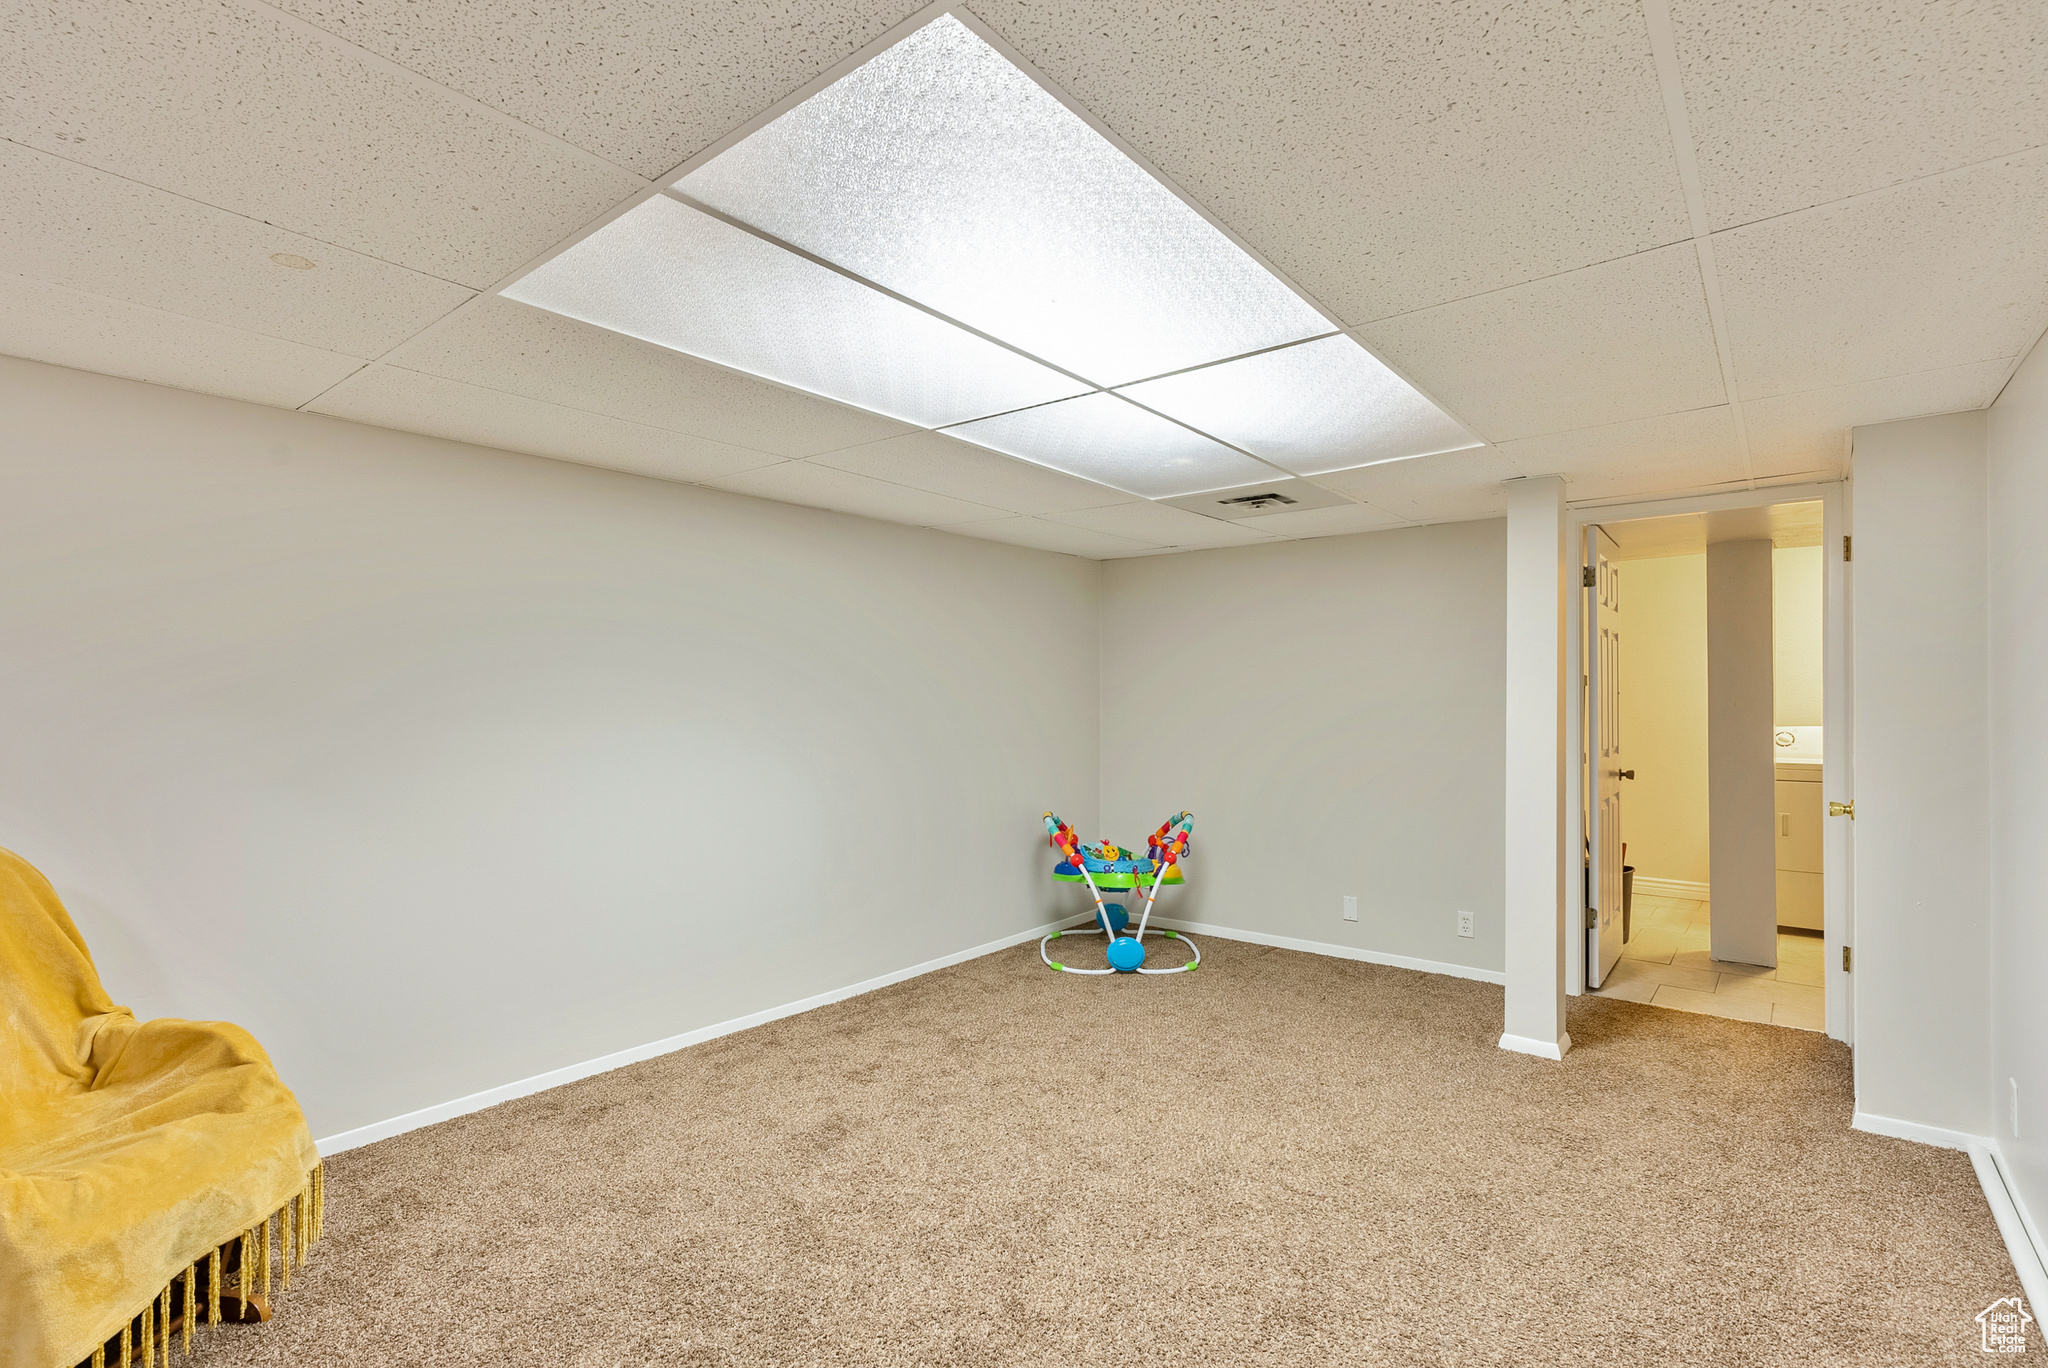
[3,0,2044,559]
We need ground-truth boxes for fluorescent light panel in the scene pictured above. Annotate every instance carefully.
[679,15,1330,388]
[503,196,1086,429]
[945,393,1273,499]
[500,10,1480,502]
[1116,335,1482,475]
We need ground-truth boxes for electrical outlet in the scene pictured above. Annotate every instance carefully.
[1457,910,1474,938]
[1342,895,1358,922]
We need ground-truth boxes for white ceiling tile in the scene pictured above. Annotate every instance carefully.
[970,0,1689,322]
[1232,502,1408,540]
[1716,158,2048,401]
[306,365,780,484]
[1045,501,1273,548]
[1314,445,1530,522]
[1745,361,2008,477]
[1116,334,1477,475]
[945,516,1156,559]
[0,274,365,408]
[1495,406,1747,503]
[704,461,1009,528]
[1672,0,2048,230]
[505,196,1085,427]
[268,0,909,179]
[1355,244,1726,442]
[0,0,643,288]
[808,430,1129,515]
[385,298,914,458]
[0,141,474,358]
[680,15,1329,387]
[944,392,1276,498]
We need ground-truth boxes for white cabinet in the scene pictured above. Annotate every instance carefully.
[1774,760,1823,930]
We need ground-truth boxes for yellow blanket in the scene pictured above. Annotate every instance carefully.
[0,849,321,1368]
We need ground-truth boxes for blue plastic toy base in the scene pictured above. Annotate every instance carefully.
[1096,903,1130,935]
[1105,936,1147,972]
[1038,923,1201,975]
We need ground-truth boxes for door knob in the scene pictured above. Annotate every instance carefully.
[1829,800,1854,819]
[1616,769,1635,780]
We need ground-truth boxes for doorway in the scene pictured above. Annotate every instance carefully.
[1568,490,1852,1042]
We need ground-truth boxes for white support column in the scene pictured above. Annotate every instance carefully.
[1705,538,1778,966]
[1502,475,1571,1059]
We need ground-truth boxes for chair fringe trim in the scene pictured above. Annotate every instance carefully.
[76,1162,323,1367]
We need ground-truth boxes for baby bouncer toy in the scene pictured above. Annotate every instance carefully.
[1039,811,1199,974]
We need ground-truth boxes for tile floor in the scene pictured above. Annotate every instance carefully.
[1587,894,1825,1031]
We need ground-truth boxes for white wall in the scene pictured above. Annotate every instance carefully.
[1773,545,1824,727]
[1099,520,1507,977]
[1988,339,2048,1233]
[1614,554,1708,889]
[1849,411,1990,1135]
[0,357,1100,1140]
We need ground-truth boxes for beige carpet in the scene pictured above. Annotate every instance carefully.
[186,936,2038,1366]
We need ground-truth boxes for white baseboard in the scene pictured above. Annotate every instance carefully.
[1972,1142,2048,1315]
[320,914,1504,1156]
[1632,877,1710,901]
[317,921,2048,1315]
[1499,1031,1573,1060]
[1147,916,1506,985]
[1853,1113,2048,1313]
[315,916,1071,1155]
[1851,1110,1983,1151]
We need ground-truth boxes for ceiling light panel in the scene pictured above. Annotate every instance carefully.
[1116,335,1482,475]
[677,15,1331,387]
[502,196,1086,428]
[944,393,1276,499]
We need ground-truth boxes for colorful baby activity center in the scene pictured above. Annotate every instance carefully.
[1040,811,1198,974]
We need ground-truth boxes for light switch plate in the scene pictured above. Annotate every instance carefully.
[1342,895,1358,922]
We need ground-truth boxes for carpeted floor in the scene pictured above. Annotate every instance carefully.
[188,936,2038,1366]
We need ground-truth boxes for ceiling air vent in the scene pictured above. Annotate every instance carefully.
[1215,491,1297,511]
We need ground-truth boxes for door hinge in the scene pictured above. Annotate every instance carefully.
[1582,565,1597,587]
[1843,946,1852,973]
[1843,535,1852,561]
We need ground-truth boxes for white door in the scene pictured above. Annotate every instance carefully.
[1586,527,1627,988]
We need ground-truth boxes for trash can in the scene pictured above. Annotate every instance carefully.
[1622,865,1635,943]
